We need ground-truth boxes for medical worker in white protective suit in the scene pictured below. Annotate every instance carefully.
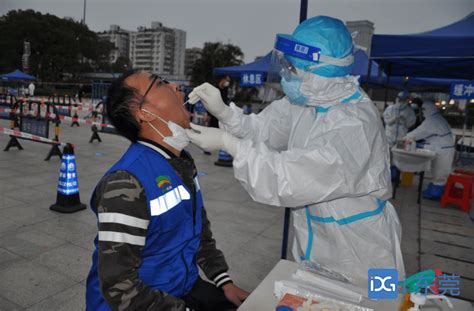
[383,91,416,147]
[404,101,455,200]
[186,16,405,282]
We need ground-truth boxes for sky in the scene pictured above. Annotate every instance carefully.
[2,0,473,62]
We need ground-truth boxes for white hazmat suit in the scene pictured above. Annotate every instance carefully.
[405,102,455,185]
[383,99,416,147]
[187,16,405,283]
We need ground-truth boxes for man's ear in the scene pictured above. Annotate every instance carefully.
[136,109,156,122]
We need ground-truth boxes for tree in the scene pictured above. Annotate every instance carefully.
[112,56,132,73]
[0,10,113,81]
[191,42,244,86]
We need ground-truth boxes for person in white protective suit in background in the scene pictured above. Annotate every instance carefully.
[383,91,416,147]
[404,101,455,200]
[186,16,405,283]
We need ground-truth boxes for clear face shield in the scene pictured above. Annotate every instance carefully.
[262,34,354,106]
[262,35,322,104]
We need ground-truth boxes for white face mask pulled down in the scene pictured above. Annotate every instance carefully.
[142,109,190,151]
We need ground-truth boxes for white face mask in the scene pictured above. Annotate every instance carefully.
[142,109,190,151]
[223,81,230,87]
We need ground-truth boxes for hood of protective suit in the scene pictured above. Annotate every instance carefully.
[422,102,439,119]
[298,70,361,107]
[288,16,354,78]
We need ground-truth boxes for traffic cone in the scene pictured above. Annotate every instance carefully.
[50,143,86,213]
[214,149,233,167]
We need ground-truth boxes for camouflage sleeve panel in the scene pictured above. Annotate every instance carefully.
[196,206,233,289]
[95,170,186,311]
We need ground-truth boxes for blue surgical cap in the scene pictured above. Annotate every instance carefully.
[287,16,354,77]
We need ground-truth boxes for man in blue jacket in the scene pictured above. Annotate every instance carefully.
[86,70,249,310]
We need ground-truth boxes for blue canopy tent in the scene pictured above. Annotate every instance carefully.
[370,12,474,80]
[214,53,272,78]
[0,69,37,81]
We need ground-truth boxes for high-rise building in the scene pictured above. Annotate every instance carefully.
[185,47,202,77]
[129,21,186,76]
[346,20,375,55]
[98,25,130,64]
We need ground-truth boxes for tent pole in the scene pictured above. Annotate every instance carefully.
[364,57,373,91]
[281,0,309,261]
[299,0,308,23]
[384,63,392,110]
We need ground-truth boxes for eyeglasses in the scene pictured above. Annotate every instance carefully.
[138,74,170,108]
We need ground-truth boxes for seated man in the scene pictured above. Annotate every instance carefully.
[86,70,249,311]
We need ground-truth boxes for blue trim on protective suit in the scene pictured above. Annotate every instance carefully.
[303,199,386,260]
[307,199,386,225]
[315,106,330,113]
[424,132,452,140]
[341,91,361,104]
[314,91,361,113]
[304,207,314,260]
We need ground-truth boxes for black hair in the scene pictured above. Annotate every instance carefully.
[411,97,423,107]
[106,70,142,142]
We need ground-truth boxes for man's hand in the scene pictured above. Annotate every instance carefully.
[222,283,250,307]
[189,83,233,123]
[186,123,240,156]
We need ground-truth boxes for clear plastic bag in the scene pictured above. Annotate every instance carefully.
[300,260,354,285]
[274,280,373,311]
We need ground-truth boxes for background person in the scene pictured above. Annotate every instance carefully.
[404,100,455,200]
[383,91,416,147]
[186,16,404,283]
[86,70,248,311]
[28,81,35,97]
[410,97,424,128]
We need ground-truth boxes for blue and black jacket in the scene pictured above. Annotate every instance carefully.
[86,140,232,311]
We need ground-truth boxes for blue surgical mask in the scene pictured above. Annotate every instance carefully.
[280,75,309,106]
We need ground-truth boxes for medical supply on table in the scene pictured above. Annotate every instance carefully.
[403,139,416,152]
[274,280,371,311]
[276,293,318,310]
[292,269,365,303]
[274,262,372,311]
[300,261,354,284]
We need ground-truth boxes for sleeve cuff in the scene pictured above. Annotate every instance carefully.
[213,272,233,288]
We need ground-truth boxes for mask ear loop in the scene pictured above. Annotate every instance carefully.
[141,108,167,139]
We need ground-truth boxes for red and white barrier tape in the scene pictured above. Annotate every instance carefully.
[0,127,66,146]
[17,98,96,109]
[0,108,115,129]
[0,107,16,114]
[49,104,96,112]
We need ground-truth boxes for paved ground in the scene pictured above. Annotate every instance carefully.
[0,112,473,310]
